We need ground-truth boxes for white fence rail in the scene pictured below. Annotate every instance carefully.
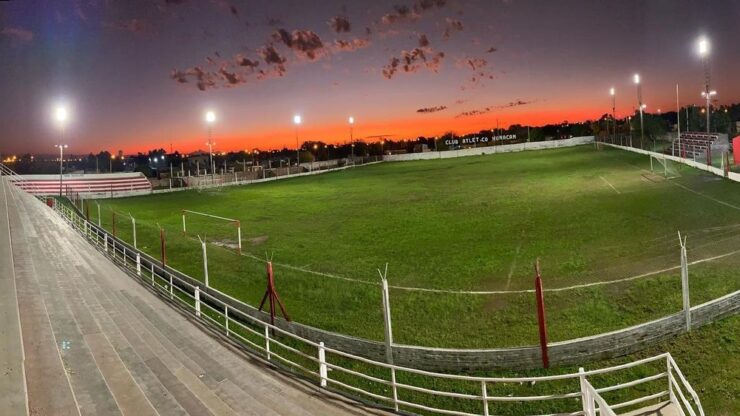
[45,196,705,416]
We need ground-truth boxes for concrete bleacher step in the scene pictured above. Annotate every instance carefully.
[5,186,383,416]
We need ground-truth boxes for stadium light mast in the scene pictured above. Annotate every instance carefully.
[634,74,644,148]
[205,110,216,183]
[697,36,712,133]
[293,114,302,167]
[348,116,355,159]
[53,104,69,197]
[609,87,616,142]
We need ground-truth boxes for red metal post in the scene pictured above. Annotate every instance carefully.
[160,227,167,267]
[258,261,290,328]
[534,259,550,369]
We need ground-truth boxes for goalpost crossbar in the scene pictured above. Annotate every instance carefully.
[181,209,242,253]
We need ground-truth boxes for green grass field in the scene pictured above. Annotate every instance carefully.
[82,144,740,414]
[89,145,740,350]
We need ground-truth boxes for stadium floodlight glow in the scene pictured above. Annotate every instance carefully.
[205,110,216,124]
[348,116,355,159]
[293,114,302,167]
[697,37,710,57]
[293,114,302,125]
[348,116,354,124]
[54,105,69,124]
[609,87,615,96]
[633,73,640,84]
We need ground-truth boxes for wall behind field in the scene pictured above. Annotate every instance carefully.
[383,136,595,162]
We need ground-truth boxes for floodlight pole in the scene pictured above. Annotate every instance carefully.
[676,84,682,159]
[207,125,214,184]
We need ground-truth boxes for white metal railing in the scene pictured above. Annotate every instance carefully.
[49,198,705,416]
[0,163,45,196]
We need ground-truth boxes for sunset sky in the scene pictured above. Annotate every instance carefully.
[1,0,739,155]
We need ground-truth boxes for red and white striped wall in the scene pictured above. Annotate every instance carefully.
[14,172,152,197]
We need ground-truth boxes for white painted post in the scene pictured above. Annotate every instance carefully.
[318,342,327,388]
[667,355,676,407]
[122,246,126,265]
[379,264,399,412]
[236,224,242,254]
[182,212,186,233]
[104,233,108,253]
[265,326,271,360]
[579,367,594,416]
[195,286,201,317]
[679,232,691,331]
[151,264,155,285]
[97,203,101,226]
[199,235,209,287]
[131,217,137,249]
[481,380,489,416]
[225,305,229,336]
[136,253,141,276]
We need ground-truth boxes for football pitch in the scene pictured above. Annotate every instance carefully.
[90,145,740,349]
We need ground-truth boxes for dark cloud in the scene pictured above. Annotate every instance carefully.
[230,5,238,15]
[443,18,463,39]
[271,29,325,60]
[414,0,447,12]
[418,33,430,47]
[104,19,148,34]
[461,57,487,71]
[383,46,444,79]
[416,105,447,113]
[455,100,534,117]
[328,16,351,33]
[218,67,243,86]
[235,54,260,68]
[332,38,371,52]
[380,5,419,25]
[259,44,287,65]
[486,47,497,53]
[1,27,34,43]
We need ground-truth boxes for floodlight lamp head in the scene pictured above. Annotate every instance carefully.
[633,74,640,84]
[205,111,216,124]
[609,87,615,96]
[293,114,302,125]
[348,116,354,124]
[54,105,69,124]
[697,37,709,57]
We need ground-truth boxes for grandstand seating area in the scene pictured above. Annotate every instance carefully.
[11,172,152,197]
[668,131,724,159]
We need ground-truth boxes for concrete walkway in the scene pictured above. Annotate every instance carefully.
[1,178,388,416]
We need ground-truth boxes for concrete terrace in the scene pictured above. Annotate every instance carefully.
[0,177,387,416]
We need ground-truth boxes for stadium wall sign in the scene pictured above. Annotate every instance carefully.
[444,134,517,146]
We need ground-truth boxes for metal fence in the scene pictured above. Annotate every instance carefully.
[48,197,705,416]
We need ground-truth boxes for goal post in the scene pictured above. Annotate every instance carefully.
[181,209,242,253]
[650,154,680,179]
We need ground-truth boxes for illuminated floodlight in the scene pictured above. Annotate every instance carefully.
[205,110,216,124]
[697,37,710,57]
[348,116,355,124]
[293,114,302,125]
[54,105,69,125]
[609,87,615,96]
[633,74,640,84]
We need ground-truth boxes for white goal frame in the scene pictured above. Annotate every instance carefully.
[650,154,680,179]
[181,209,242,253]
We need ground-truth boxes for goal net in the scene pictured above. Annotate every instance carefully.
[181,209,242,253]
[650,154,681,179]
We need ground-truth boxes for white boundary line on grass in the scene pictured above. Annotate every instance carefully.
[235,242,740,295]
[599,176,621,194]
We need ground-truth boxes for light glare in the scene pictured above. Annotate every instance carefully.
[698,37,709,56]
[348,116,354,124]
[205,111,216,123]
[633,74,640,84]
[293,114,302,125]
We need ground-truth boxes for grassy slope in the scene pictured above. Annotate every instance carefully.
[90,146,740,348]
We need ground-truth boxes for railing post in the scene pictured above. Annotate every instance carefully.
[534,259,550,368]
[481,380,489,416]
[132,217,137,249]
[319,341,327,388]
[379,264,399,412]
[151,263,155,285]
[667,355,677,406]
[225,305,229,336]
[195,286,201,317]
[265,326,271,360]
[678,232,691,331]
[169,273,173,299]
[136,253,141,276]
[579,367,594,416]
[104,233,108,253]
